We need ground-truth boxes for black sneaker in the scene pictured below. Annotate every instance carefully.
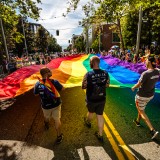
[133,119,141,127]
[84,117,91,128]
[56,134,64,144]
[44,121,49,130]
[150,130,159,140]
[95,131,104,143]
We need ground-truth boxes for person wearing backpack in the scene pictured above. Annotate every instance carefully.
[34,67,64,144]
[82,56,110,142]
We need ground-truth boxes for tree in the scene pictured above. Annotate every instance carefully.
[121,10,138,49]
[121,0,160,51]
[0,5,22,61]
[0,0,41,63]
[74,36,85,52]
[0,0,41,20]
[47,35,62,53]
[66,44,72,52]
[91,37,100,53]
[35,26,49,53]
[94,0,135,52]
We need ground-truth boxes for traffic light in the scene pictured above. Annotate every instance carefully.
[56,30,59,36]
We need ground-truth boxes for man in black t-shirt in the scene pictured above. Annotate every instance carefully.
[82,56,110,142]
[132,56,160,139]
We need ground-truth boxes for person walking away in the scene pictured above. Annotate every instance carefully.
[82,56,110,143]
[132,56,160,139]
[34,67,64,144]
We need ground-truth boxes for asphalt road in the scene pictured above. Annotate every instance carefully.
[0,86,160,160]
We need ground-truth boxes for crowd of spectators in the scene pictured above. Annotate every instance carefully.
[1,48,160,78]
[0,53,55,76]
[100,46,160,68]
[0,51,84,77]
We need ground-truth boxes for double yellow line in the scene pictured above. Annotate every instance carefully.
[103,112,136,160]
[83,90,136,159]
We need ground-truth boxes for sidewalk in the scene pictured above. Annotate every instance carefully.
[0,140,54,160]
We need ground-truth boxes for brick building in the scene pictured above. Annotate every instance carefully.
[101,24,120,51]
[91,23,120,52]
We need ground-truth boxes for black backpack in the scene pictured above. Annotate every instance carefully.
[88,70,107,101]
[91,78,106,100]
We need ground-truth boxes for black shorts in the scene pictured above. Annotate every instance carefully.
[86,101,105,115]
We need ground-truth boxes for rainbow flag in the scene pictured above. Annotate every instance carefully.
[0,54,160,100]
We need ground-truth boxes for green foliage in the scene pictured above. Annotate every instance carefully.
[74,36,85,52]
[66,44,72,52]
[65,0,80,14]
[91,37,100,52]
[0,0,41,59]
[121,10,138,48]
[48,36,62,52]
[35,26,49,53]
[1,0,41,19]
[122,1,160,50]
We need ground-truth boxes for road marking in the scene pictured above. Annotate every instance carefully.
[85,146,112,160]
[104,123,125,159]
[103,113,136,160]
[77,148,85,160]
[83,90,136,159]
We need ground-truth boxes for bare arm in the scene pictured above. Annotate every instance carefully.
[82,74,87,89]
[106,74,110,88]
[131,81,142,91]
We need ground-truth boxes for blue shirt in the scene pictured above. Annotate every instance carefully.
[34,79,63,109]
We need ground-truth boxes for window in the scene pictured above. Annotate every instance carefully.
[112,32,120,43]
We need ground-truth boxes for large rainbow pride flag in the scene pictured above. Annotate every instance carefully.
[0,54,160,100]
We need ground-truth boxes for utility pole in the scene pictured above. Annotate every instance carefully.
[99,25,101,53]
[21,17,28,57]
[0,18,9,61]
[136,6,143,56]
[86,23,89,54]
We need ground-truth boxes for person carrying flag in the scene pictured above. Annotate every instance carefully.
[34,67,64,144]
[132,56,160,139]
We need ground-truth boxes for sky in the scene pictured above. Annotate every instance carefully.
[29,0,92,50]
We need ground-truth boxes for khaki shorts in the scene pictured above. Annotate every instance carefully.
[42,105,61,120]
[135,95,153,110]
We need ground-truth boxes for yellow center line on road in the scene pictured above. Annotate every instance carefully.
[82,90,135,159]
[104,123,125,160]
[103,112,136,160]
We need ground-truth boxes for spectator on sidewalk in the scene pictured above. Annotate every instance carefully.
[82,56,110,143]
[132,56,160,140]
[34,67,64,144]
[6,59,17,74]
